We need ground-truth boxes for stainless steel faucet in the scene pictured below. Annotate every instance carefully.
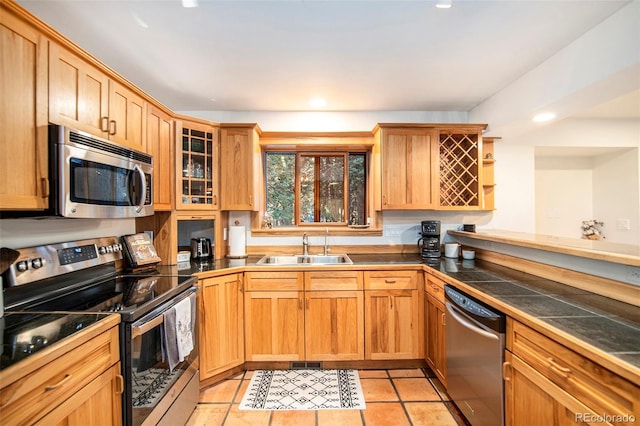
[302,233,309,256]
[323,227,330,255]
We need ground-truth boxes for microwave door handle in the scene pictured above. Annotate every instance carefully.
[133,164,147,213]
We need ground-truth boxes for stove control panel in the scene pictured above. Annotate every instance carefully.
[5,236,124,287]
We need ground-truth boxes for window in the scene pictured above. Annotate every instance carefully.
[265,151,367,227]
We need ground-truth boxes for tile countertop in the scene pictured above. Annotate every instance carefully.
[432,258,640,383]
[158,254,640,384]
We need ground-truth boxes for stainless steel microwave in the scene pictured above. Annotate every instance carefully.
[54,124,154,218]
[7,124,154,219]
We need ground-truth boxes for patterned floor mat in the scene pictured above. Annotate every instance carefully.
[239,369,366,410]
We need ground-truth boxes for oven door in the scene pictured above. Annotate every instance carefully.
[123,287,199,426]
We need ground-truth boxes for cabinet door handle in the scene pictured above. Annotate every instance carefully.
[237,279,243,292]
[101,116,109,132]
[249,195,253,206]
[382,194,387,205]
[213,195,217,205]
[502,361,512,382]
[306,298,310,310]
[45,374,72,391]
[441,312,446,326]
[299,297,303,310]
[115,374,125,395]
[41,178,49,198]
[109,120,117,135]
[546,357,571,378]
[385,279,396,284]
[390,297,393,310]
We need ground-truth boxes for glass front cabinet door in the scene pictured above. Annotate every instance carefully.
[176,118,219,210]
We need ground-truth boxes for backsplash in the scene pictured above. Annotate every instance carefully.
[0,218,135,249]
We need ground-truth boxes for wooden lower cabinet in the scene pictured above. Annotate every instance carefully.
[425,293,446,386]
[305,290,364,361]
[244,271,365,362]
[35,363,123,426]
[199,273,244,380]
[0,318,122,425]
[504,319,639,426]
[244,290,305,361]
[364,271,421,360]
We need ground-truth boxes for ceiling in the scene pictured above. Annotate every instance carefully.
[16,0,636,116]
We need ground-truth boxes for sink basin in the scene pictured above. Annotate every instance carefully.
[256,254,353,265]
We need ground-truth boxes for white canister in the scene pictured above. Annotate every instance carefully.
[444,243,460,258]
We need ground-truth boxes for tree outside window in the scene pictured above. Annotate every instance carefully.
[265,151,367,227]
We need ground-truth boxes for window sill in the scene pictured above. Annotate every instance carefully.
[250,226,383,237]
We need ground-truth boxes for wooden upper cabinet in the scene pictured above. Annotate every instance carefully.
[377,126,438,210]
[49,42,146,151]
[437,126,487,210]
[220,124,262,211]
[175,118,219,210]
[0,4,49,211]
[146,105,174,210]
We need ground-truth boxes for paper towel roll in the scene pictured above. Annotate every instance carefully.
[228,226,247,258]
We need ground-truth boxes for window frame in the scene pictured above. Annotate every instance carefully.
[263,147,370,229]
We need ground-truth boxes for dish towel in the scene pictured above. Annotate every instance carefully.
[162,293,196,371]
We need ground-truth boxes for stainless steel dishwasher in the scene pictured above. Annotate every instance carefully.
[445,284,506,426]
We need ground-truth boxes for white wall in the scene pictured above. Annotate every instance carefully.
[593,148,639,244]
[535,157,594,239]
[0,218,135,249]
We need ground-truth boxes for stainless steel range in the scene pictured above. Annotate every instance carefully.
[2,236,199,426]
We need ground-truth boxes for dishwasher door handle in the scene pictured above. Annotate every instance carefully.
[446,302,500,341]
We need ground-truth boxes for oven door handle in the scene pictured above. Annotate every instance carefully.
[131,286,199,339]
[132,314,164,339]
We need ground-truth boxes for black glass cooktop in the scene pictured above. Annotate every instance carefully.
[0,312,111,371]
[5,273,197,322]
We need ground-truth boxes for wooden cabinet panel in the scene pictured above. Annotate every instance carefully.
[49,43,145,150]
[245,271,303,291]
[199,274,244,380]
[504,351,611,426]
[378,127,437,210]
[175,119,219,210]
[305,271,363,291]
[220,125,261,211]
[108,80,146,149]
[49,42,109,137]
[305,290,364,361]
[34,363,123,426]
[364,270,418,290]
[425,273,446,304]
[507,319,639,423]
[425,293,446,386]
[0,6,49,210]
[146,105,174,210]
[365,288,420,360]
[244,290,305,361]
[0,325,121,425]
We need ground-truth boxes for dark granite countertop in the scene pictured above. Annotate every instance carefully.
[157,253,640,382]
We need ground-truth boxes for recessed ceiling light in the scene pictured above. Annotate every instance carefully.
[436,0,452,9]
[532,112,557,123]
[182,0,198,8]
[309,98,327,108]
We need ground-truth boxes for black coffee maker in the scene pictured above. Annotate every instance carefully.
[418,220,441,259]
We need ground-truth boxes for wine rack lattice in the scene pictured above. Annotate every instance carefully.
[439,132,479,207]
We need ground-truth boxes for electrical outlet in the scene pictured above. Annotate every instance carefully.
[626,266,640,284]
[616,219,631,231]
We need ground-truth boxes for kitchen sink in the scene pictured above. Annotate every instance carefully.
[256,254,353,265]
